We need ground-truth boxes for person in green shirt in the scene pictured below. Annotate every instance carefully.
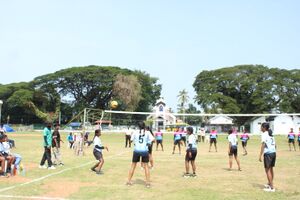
[39,123,55,169]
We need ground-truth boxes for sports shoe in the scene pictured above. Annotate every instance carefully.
[191,173,197,178]
[146,183,151,188]
[183,173,191,178]
[263,187,275,192]
[48,166,56,170]
[90,168,96,172]
[39,165,47,169]
[126,181,133,186]
[264,184,270,188]
[59,163,64,166]
[96,170,103,175]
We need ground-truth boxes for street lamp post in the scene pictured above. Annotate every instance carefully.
[0,100,3,124]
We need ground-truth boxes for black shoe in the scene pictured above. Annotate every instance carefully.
[90,168,96,172]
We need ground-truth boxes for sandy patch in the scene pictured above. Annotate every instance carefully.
[42,180,96,198]
[0,175,31,183]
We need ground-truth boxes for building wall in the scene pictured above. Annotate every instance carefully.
[250,117,266,134]
[270,116,300,135]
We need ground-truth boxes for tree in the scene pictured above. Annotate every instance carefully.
[0,66,161,124]
[33,66,125,112]
[0,82,60,123]
[113,74,142,111]
[31,66,161,125]
[193,65,300,125]
[177,89,189,123]
[185,104,202,125]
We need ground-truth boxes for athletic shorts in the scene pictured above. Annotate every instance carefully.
[264,153,276,168]
[288,139,295,144]
[156,139,162,144]
[132,151,149,163]
[125,135,131,140]
[185,149,197,161]
[242,141,247,147]
[228,146,238,157]
[181,136,186,143]
[210,138,217,144]
[93,149,103,161]
[174,139,181,145]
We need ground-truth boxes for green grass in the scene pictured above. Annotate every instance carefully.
[1,132,300,200]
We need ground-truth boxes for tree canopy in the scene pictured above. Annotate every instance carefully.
[194,65,300,113]
[193,65,300,125]
[0,66,161,124]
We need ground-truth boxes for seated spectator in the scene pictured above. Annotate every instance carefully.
[12,153,22,175]
[0,152,5,176]
[0,134,15,176]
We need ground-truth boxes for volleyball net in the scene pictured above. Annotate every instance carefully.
[72,109,300,135]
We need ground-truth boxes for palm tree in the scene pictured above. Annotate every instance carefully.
[177,89,189,123]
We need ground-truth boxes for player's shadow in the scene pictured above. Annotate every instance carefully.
[222,168,241,172]
[133,179,147,185]
[251,183,264,189]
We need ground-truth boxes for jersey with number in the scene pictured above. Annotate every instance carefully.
[131,130,153,153]
[261,131,276,154]
[288,132,295,140]
[187,134,197,150]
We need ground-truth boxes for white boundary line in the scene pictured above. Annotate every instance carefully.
[0,151,129,195]
[0,195,67,200]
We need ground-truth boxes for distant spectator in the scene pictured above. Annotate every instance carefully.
[125,128,132,148]
[287,128,296,151]
[67,132,74,149]
[39,123,55,169]
[209,128,218,152]
[52,125,64,166]
[84,132,93,146]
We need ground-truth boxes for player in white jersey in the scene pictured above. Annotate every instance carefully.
[227,130,241,171]
[127,122,154,188]
[259,122,276,192]
[183,127,198,178]
[90,129,108,175]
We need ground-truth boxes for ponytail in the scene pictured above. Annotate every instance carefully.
[262,122,273,137]
[268,129,273,137]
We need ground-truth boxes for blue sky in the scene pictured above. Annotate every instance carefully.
[0,0,299,111]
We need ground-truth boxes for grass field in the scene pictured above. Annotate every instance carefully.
[1,132,300,200]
